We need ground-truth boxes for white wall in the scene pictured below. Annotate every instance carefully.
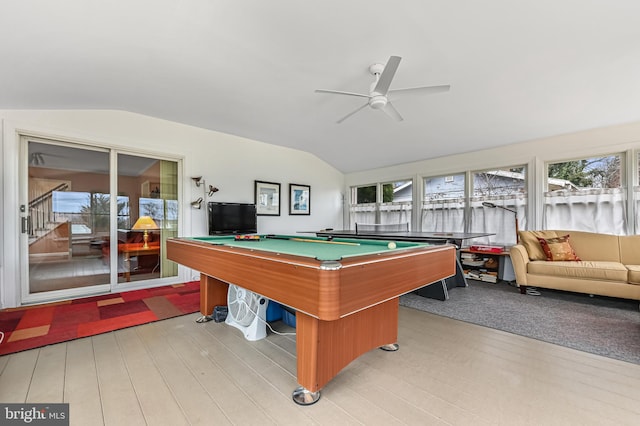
[0,110,344,308]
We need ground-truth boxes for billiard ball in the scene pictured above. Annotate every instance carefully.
[387,242,396,249]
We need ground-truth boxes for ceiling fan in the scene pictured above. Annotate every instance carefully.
[29,152,66,166]
[315,56,450,123]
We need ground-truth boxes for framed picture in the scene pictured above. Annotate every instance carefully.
[289,183,310,215]
[255,180,280,216]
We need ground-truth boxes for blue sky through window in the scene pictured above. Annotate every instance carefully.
[53,191,130,214]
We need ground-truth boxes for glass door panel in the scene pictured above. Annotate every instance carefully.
[116,154,178,284]
[27,141,111,294]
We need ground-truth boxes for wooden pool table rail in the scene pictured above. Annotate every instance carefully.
[167,238,455,320]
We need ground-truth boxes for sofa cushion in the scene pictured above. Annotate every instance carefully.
[527,260,629,282]
[537,235,580,261]
[626,265,640,285]
[519,230,558,261]
[618,235,640,265]
[562,230,621,262]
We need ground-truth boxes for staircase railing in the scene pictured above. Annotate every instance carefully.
[28,182,69,237]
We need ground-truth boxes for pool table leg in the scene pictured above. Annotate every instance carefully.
[200,275,229,316]
[293,298,400,405]
[380,343,400,351]
[292,386,321,405]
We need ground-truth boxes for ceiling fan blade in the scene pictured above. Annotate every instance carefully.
[373,56,401,95]
[382,101,404,122]
[388,84,450,95]
[315,89,371,98]
[336,102,369,124]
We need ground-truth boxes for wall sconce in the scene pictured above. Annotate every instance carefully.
[482,202,519,243]
[191,197,203,209]
[191,177,219,211]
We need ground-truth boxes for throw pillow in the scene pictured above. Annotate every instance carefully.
[537,234,581,261]
[519,230,559,260]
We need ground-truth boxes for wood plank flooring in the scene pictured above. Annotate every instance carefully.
[29,256,160,293]
[1,306,639,425]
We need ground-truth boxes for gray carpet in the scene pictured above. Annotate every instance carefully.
[400,281,640,364]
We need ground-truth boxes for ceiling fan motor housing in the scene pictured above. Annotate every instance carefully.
[369,63,385,75]
[368,95,387,109]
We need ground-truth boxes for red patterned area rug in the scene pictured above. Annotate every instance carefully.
[0,281,200,356]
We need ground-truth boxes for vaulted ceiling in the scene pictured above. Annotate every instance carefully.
[2,1,639,173]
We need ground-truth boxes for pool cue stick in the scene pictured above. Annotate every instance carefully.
[265,235,360,246]
[292,237,360,246]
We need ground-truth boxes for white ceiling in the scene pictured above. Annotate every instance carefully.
[2,1,640,173]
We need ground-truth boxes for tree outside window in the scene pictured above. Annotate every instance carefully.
[355,185,377,203]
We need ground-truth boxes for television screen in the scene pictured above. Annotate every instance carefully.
[208,202,257,235]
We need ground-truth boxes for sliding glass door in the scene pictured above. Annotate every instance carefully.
[21,137,179,303]
[25,140,111,296]
[115,154,178,284]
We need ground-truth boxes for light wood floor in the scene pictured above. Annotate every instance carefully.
[29,256,160,293]
[1,307,639,425]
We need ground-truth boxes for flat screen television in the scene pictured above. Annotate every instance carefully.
[208,202,257,235]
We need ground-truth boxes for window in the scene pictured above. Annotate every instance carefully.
[52,191,114,237]
[355,185,377,203]
[117,195,130,229]
[544,154,625,234]
[421,165,527,246]
[380,180,412,226]
[349,179,412,228]
[349,184,377,226]
[470,167,527,245]
[636,152,640,233]
[422,173,465,233]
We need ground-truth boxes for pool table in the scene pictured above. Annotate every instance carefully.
[166,234,456,405]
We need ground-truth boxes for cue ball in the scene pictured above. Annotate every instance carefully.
[387,242,396,249]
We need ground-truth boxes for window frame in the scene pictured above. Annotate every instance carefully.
[420,164,528,245]
[543,152,628,234]
[348,178,414,229]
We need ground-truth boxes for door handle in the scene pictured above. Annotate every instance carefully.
[21,216,30,234]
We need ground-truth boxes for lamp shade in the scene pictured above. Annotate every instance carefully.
[132,216,158,249]
[132,216,159,230]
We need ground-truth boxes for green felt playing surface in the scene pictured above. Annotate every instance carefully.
[190,235,429,261]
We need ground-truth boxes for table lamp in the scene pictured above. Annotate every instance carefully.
[132,216,159,249]
[482,202,519,244]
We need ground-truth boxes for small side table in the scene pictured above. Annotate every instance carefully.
[121,244,160,282]
[459,248,515,282]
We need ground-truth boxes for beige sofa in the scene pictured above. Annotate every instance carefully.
[510,230,640,301]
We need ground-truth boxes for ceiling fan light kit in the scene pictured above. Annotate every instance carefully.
[315,55,450,123]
